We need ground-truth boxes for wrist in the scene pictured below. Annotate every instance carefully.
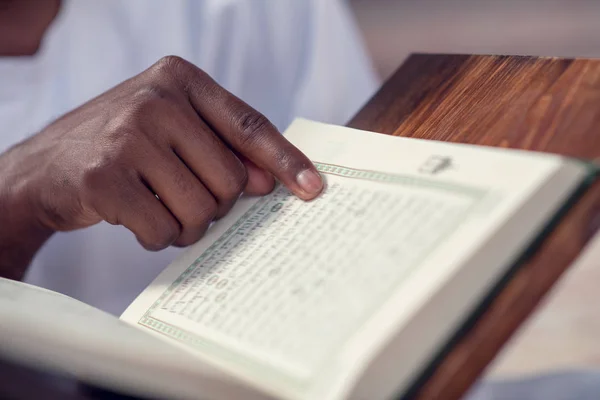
[0,149,54,279]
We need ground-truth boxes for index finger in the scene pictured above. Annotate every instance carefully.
[170,58,323,200]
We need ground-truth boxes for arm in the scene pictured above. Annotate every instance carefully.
[0,146,53,279]
[0,56,323,280]
[288,0,380,124]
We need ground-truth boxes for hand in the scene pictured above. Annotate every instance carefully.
[1,56,323,256]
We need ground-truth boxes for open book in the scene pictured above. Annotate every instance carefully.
[0,119,595,400]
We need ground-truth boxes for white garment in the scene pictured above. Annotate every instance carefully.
[0,0,379,315]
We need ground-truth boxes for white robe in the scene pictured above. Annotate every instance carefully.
[0,0,379,314]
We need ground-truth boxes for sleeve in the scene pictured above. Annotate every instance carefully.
[184,0,380,129]
[286,0,381,126]
[141,0,381,130]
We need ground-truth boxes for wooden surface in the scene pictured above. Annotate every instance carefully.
[2,54,600,400]
[349,53,600,400]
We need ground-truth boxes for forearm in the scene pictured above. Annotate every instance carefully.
[0,147,53,280]
[0,209,53,280]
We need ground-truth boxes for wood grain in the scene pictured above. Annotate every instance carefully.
[349,54,600,400]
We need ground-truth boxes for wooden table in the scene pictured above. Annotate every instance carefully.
[2,54,600,399]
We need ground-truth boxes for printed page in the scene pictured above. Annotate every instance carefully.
[0,278,268,400]
[122,119,577,400]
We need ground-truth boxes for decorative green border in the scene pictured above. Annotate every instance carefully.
[137,162,489,392]
[313,162,487,198]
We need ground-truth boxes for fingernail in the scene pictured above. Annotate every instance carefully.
[296,169,323,195]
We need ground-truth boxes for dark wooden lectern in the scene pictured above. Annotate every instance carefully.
[349,54,600,400]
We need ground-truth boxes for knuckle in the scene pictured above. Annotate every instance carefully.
[200,197,219,222]
[82,154,121,192]
[188,197,218,228]
[220,163,248,201]
[173,231,205,248]
[159,219,181,247]
[171,169,196,199]
[234,111,271,146]
[106,106,163,147]
[134,84,172,103]
[142,219,180,251]
[140,236,171,251]
[122,88,171,126]
[150,55,209,96]
[153,55,190,77]
[104,109,145,143]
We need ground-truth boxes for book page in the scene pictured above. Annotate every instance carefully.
[122,119,581,400]
[0,278,268,400]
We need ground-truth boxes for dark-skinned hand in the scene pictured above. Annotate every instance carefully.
[0,56,323,277]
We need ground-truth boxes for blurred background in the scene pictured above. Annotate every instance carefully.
[348,0,600,383]
[350,0,600,80]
